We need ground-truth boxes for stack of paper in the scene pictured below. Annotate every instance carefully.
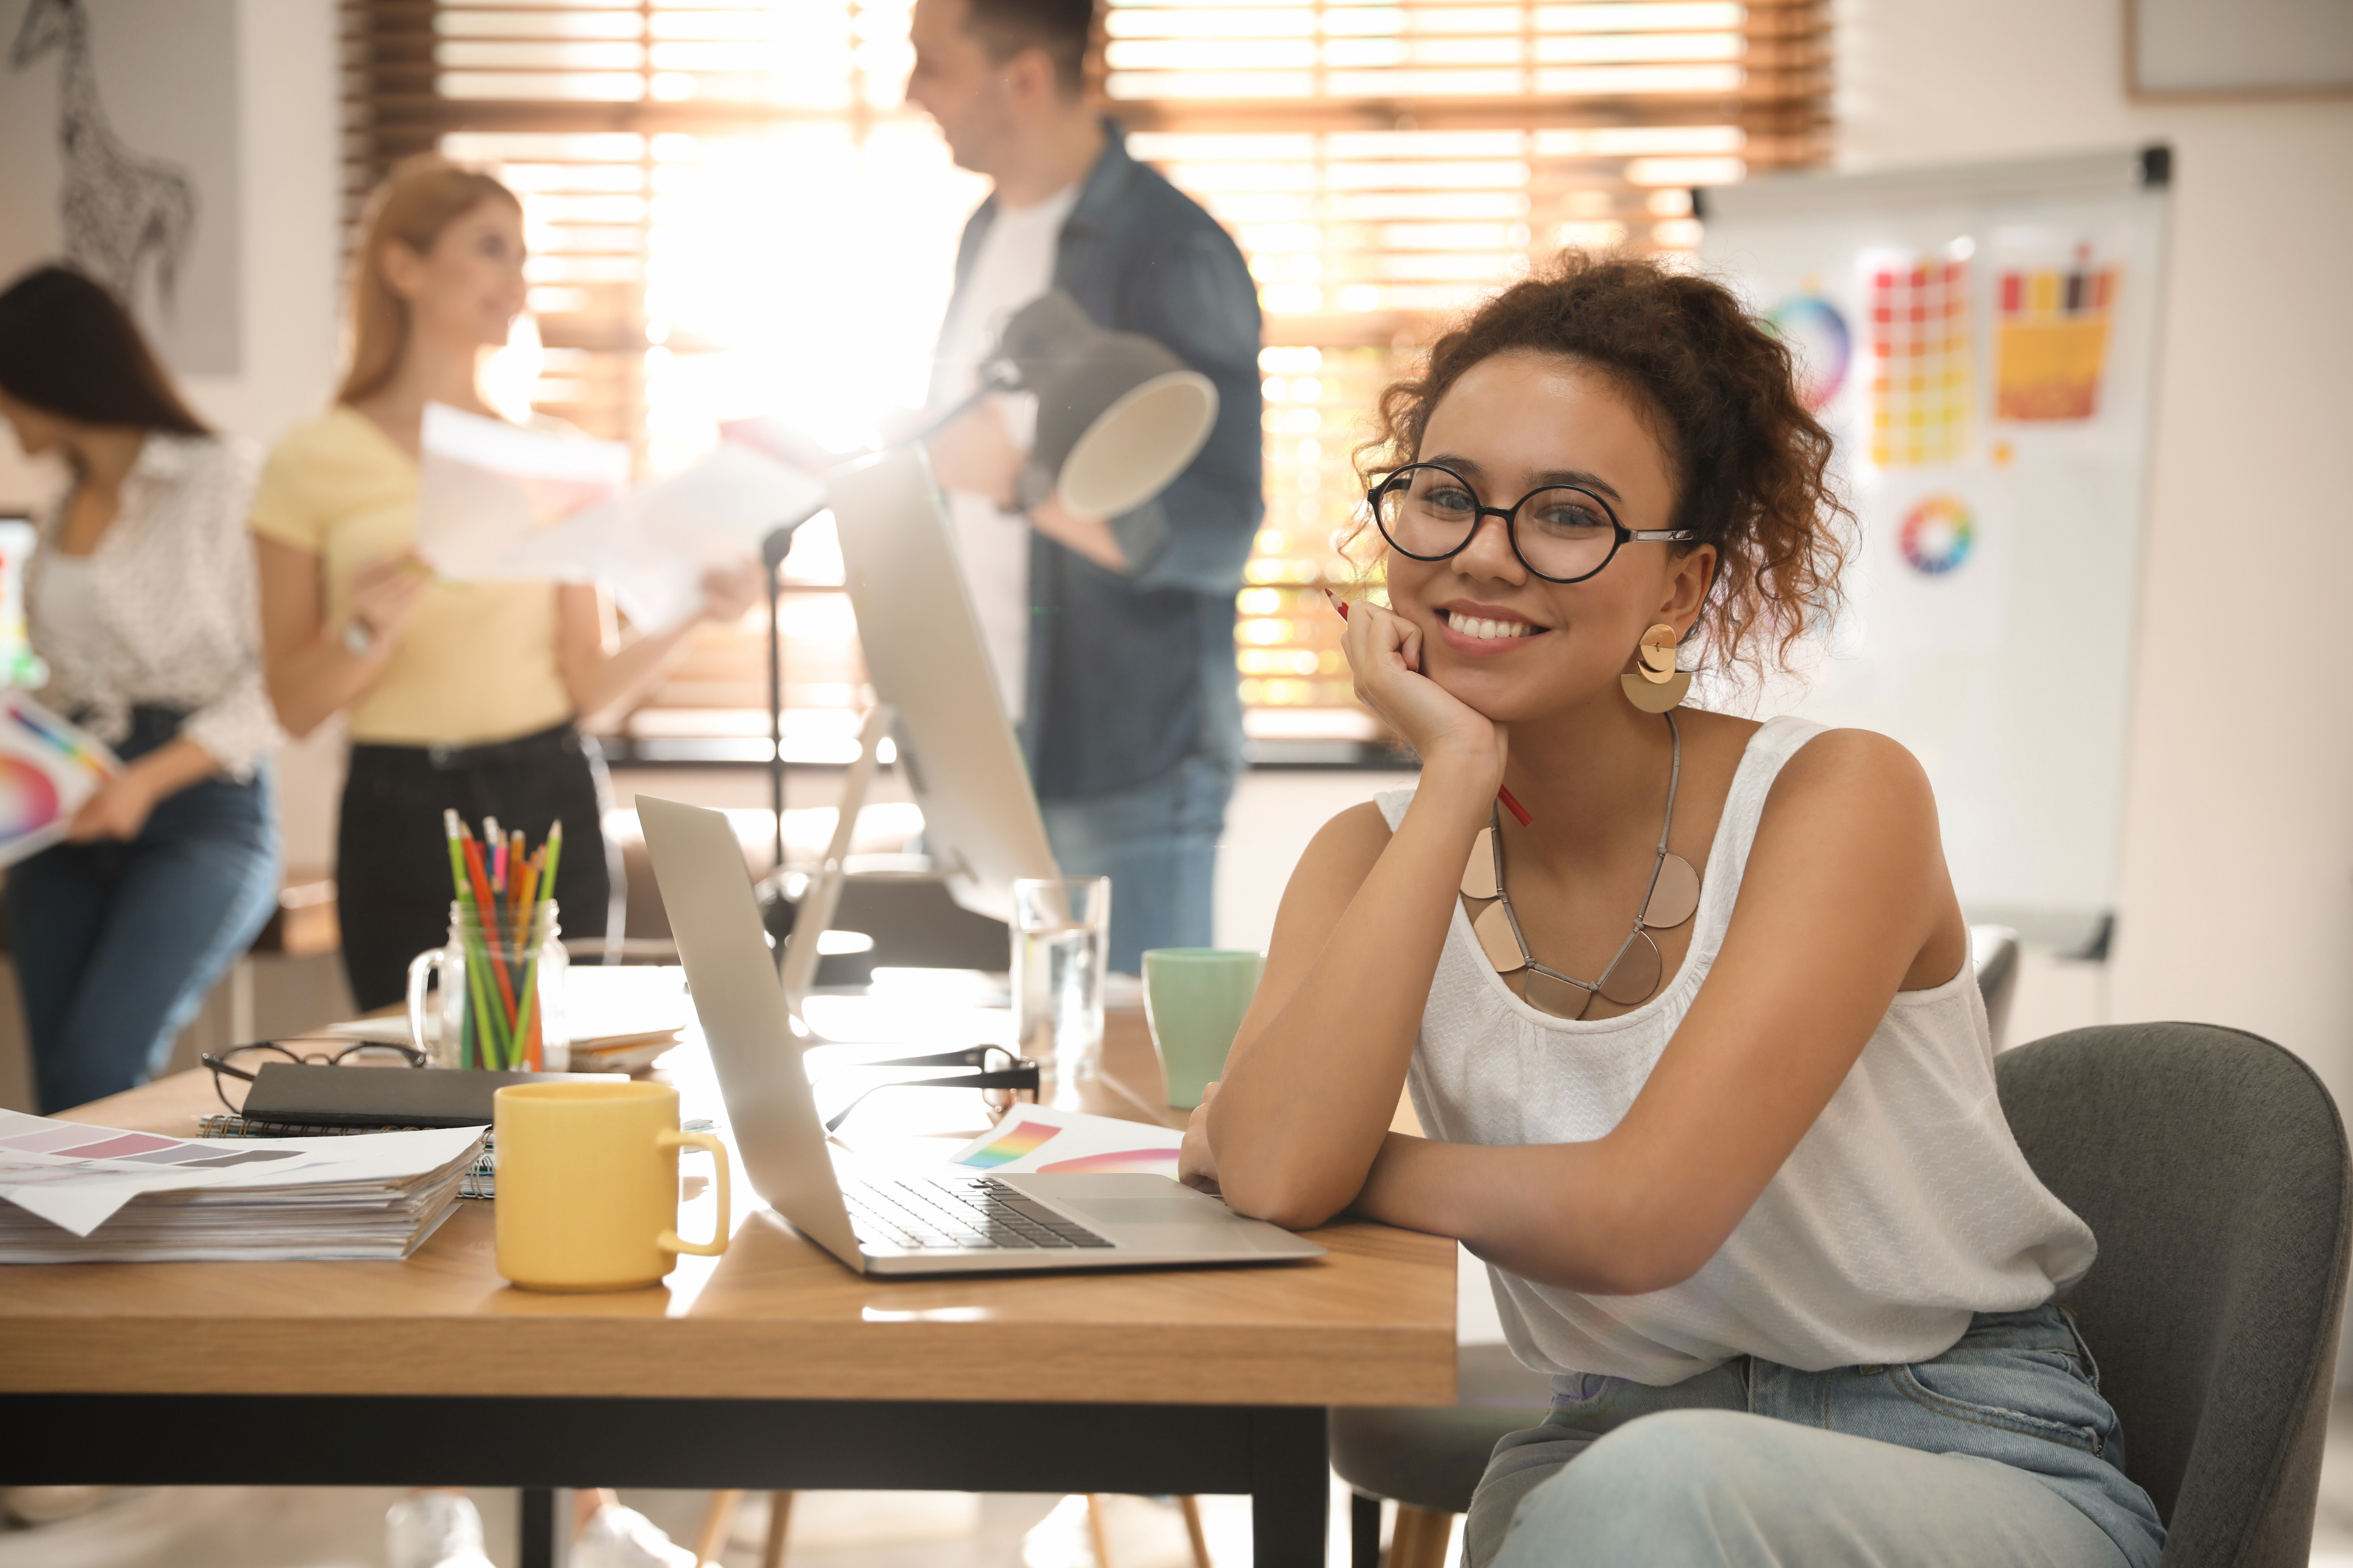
[415,402,826,631]
[0,1110,485,1263]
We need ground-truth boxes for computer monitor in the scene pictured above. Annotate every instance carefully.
[821,445,1060,928]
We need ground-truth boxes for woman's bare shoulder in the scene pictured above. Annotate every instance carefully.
[1304,799,1396,870]
[1758,725,1940,854]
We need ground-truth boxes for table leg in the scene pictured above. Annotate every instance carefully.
[520,1486,557,1568]
[1248,1406,1329,1565]
[1349,1492,1382,1568]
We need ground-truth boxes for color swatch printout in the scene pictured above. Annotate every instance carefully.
[0,695,115,868]
[946,1105,1185,1177]
[0,1107,485,1244]
[1996,246,2119,422]
[1868,251,1974,468]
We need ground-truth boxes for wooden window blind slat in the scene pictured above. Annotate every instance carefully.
[344,0,1827,755]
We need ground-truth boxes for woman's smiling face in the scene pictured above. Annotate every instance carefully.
[1382,348,1705,725]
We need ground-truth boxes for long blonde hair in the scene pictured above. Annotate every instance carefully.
[337,156,522,406]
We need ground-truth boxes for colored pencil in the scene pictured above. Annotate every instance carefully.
[461,837,521,1060]
[513,828,561,1069]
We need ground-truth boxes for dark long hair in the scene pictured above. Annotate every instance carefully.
[0,265,211,437]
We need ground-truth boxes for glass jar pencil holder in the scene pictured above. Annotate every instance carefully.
[407,901,569,1071]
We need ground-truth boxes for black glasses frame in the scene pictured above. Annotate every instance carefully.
[815,1046,1042,1134]
[201,1039,429,1114]
[1368,462,1698,584]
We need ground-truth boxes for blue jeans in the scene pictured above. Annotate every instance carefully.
[1471,1303,2165,1568]
[6,708,281,1112]
[1039,753,1235,973]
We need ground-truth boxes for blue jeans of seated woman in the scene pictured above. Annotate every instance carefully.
[6,706,280,1112]
[1472,1303,2165,1568]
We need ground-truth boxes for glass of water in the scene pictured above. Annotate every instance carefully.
[1011,876,1113,1109]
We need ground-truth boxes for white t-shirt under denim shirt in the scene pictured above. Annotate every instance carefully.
[1380,716,2097,1387]
[929,182,1082,723]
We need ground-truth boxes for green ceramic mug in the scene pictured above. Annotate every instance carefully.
[1142,948,1265,1111]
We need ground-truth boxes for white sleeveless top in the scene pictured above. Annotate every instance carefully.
[1379,717,2096,1386]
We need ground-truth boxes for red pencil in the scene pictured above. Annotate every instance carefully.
[1321,587,1533,826]
[461,836,521,1023]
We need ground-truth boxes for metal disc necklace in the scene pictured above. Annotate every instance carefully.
[1457,710,1702,1019]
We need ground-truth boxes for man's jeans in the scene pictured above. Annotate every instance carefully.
[1471,1303,2165,1568]
[7,707,281,1113]
[1040,753,1235,973]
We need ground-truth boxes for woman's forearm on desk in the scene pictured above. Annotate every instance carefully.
[1351,1132,1685,1297]
[1204,775,1493,1230]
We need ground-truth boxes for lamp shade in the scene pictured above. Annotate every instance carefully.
[993,291,1219,518]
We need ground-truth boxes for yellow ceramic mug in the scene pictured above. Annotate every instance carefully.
[493,1080,731,1292]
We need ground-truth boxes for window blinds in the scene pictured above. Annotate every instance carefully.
[343,0,1828,755]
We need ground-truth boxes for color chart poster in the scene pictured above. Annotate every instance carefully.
[1702,154,2168,945]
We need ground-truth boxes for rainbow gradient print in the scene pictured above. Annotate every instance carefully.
[0,756,60,842]
[1899,494,1975,576]
[961,1118,1063,1169]
[9,700,110,776]
[1038,1147,1181,1175]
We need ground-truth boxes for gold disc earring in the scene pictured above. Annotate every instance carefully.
[1621,622,1690,714]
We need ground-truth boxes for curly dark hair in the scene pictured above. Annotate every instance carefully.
[1354,251,1849,684]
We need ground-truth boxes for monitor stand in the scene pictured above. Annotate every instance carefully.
[779,702,895,1031]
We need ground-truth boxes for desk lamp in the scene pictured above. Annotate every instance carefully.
[749,291,1221,951]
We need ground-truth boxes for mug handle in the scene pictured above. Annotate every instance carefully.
[656,1129,732,1257]
[406,948,446,1061]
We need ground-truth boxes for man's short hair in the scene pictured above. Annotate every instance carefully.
[962,0,1095,97]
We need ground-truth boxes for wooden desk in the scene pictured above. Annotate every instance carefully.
[0,1005,1455,1565]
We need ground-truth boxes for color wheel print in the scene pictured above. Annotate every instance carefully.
[0,756,62,839]
[1765,294,1852,412]
[1899,494,1975,576]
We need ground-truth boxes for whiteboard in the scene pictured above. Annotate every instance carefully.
[1699,149,2171,951]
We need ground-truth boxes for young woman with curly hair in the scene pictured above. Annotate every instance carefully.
[1178,254,2164,1567]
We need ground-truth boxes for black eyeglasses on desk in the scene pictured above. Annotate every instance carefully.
[817,1046,1040,1134]
[201,1039,429,1115]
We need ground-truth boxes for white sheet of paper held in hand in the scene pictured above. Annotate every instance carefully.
[416,402,827,630]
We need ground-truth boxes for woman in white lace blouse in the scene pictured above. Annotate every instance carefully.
[0,267,281,1112]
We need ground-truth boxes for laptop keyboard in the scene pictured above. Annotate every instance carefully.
[843,1175,1115,1253]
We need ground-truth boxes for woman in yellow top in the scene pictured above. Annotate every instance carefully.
[254,157,759,1012]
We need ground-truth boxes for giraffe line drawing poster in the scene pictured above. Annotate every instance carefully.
[0,0,241,375]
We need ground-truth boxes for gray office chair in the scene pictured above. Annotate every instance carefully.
[1332,1344,1553,1568]
[1999,1023,2352,1564]
[1970,923,2020,1048]
[1334,1023,2353,1568]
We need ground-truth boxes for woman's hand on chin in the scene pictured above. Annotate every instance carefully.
[1341,600,1507,805]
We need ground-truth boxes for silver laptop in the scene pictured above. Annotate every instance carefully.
[638,794,1327,1275]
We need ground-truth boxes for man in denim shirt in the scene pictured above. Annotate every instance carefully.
[909,0,1263,971]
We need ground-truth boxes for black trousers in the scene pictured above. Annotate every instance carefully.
[336,722,618,1011]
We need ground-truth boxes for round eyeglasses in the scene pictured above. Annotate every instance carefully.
[201,1039,428,1115]
[1368,463,1696,584]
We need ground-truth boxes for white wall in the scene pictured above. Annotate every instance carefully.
[1835,0,2353,1104]
[0,0,350,870]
